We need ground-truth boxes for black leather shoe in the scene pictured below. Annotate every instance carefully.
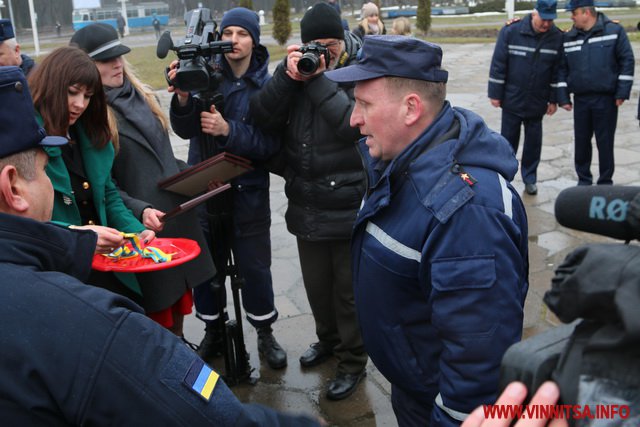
[326,371,366,401]
[525,183,538,195]
[257,327,287,370]
[197,327,223,363]
[299,342,333,368]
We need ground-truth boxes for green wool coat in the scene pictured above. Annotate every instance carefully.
[39,114,145,294]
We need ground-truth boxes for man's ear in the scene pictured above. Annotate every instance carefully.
[0,166,29,214]
[403,93,424,127]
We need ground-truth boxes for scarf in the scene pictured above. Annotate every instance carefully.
[106,78,168,154]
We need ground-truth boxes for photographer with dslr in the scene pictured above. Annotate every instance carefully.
[250,3,367,401]
[168,8,287,371]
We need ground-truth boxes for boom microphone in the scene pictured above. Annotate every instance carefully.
[554,185,640,241]
[156,31,174,59]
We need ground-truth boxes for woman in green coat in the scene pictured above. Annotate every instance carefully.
[28,46,155,300]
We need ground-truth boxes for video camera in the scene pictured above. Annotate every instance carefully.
[297,42,331,75]
[156,8,233,93]
[499,186,640,425]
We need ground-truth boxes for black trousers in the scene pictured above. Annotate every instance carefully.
[573,93,618,185]
[296,237,367,375]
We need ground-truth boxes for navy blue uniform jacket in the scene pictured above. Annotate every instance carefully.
[558,12,634,105]
[352,103,529,426]
[488,14,563,118]
[0,213,319,426]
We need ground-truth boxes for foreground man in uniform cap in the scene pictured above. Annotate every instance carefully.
[0,65,319,426]
[326,36,529,426]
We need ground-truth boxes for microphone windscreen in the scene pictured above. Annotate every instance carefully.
[554,186,640,241]
[156,31,173,59]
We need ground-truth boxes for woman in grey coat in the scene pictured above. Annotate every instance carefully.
[71,23,216,338]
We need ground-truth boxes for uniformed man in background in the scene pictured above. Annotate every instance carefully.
[488,0,563,195]
[558,0,634,186]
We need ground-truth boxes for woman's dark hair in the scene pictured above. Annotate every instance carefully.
[27,46,111,148]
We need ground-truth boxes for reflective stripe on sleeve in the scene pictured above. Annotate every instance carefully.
[488,77,505,84]
[365,222,421,262]
[435,393,470,422]
[498,174,512,220]
[619,75,634,81]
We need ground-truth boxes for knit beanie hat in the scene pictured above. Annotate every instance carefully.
[221,7,260,45]
[300,3,344,43]
[361,2,379,18]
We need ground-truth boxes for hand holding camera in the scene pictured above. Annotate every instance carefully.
[166,60,190,104]
[285,43,329,81]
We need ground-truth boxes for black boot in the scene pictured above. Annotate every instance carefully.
[197,325,223,364]
[257,326,287,369]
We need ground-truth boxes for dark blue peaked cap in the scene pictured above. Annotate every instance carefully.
[0,19,14,42]
[0,66,67,158]
[565,0,594,11]
[326,35,448,83]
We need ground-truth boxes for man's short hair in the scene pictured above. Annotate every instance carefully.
[0,148,38,181]
[1,37,18,50]
[385,77,446,109]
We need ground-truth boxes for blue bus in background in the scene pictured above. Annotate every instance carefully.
[72,1,169,31]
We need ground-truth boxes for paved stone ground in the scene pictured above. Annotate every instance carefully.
[158,41,640,426]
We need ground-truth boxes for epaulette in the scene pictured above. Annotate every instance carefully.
[505,17,521,26]
[611,19,621,24]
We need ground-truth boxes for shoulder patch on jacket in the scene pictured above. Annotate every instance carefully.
[505,17,521,26]
[183,358,219,402]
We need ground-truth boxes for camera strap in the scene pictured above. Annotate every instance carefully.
[336,51,349,69]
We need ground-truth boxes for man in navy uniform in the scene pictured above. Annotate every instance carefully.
[0,19,35,75]
[558,0,634,186]
[488,0,563,196]
[326,36,529,426]
[0,66,319,426]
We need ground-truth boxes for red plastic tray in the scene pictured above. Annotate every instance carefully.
[91,238,201,273]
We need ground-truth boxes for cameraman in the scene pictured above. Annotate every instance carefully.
[250,3,367,401]
[168,8,286,370]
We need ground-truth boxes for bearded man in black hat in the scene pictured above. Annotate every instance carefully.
[251,2,367,401]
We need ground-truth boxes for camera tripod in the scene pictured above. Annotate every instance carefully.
[199,90,256,386]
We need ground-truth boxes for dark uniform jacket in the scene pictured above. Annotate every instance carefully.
[488,13,563,118]
[0,213,319,426]
[558,12,634,105]
[250,32,365,241]
[351,103,529,426]
[171,45,278,237]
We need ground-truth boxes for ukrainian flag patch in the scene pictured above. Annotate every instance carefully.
[184,358,219,401]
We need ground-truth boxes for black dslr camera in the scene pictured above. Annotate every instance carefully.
[298,42,331,75]
[156,8,233,93]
